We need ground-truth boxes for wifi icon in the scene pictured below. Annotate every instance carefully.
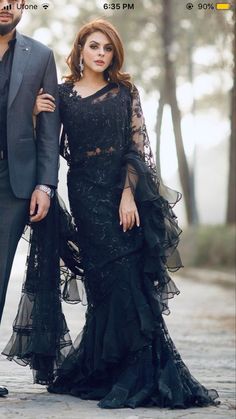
[42,3,49,9]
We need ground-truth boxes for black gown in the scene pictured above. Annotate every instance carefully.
[3,82,219,409]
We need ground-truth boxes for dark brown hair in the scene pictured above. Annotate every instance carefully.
[64,18,133,89]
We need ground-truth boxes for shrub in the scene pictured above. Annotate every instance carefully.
[178,225,236,268]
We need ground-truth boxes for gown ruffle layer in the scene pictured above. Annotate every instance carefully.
[48,252,218,409]
[2,82,219,409]
[2,196,81,385]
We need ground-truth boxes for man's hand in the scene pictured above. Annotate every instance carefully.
[30,189,50,222]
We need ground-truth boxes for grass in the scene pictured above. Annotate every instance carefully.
[178,224,236,269]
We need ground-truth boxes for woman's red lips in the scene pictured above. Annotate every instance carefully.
[95,60,105,64]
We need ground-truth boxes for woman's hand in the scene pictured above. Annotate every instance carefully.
[33,88,56,116]
[119,187,140,232]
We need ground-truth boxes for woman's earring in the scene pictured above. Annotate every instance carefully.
[79,56,84,78]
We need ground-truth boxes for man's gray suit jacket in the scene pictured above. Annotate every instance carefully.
[7,31,60,199]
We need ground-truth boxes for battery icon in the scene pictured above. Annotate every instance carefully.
[216,3,231,9]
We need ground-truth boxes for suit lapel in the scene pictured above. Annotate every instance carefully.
[8,31,31,109]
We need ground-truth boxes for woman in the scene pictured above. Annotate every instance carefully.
[5,19,219,409]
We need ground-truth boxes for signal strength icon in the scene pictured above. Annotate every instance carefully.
[42,3,49,9]
[3,4,12,10]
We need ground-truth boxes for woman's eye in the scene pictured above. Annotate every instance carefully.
[90,45,98,49]
[106,47,113,52]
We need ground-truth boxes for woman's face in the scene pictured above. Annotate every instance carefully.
[81,31,114,75]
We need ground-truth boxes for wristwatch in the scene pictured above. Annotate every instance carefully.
[35,184,54,198]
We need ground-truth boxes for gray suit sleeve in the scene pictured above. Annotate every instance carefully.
[35,50,60,187]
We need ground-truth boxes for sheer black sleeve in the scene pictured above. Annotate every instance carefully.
[123,86,146,192]
[121,85,183,313]
[124,86,181,205]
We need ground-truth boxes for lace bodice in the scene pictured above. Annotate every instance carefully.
[59,82,157,192]
[59,82,127,160]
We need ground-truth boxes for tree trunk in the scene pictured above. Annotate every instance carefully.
[162,0,194,224]
[187,28,199,225]
[155,88,165,177]
[170,97,193,223]
[226,5,236,224]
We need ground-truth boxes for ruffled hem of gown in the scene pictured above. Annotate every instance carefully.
[47,254,219,409]
[1,292,72,385]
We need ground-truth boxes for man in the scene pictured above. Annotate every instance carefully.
[0,0,60,396]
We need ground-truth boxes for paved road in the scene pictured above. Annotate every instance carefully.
[0,240,235,418]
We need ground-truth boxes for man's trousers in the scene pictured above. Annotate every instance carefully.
[0,160,29,323]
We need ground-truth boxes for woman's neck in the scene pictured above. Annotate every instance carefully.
[79,68,107,87]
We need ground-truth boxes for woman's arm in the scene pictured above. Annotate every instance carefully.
[119,86,146,232]
[33,88,56,115]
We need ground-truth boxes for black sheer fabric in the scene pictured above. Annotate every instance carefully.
[2,195,83,384]
[3,82,219,408]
